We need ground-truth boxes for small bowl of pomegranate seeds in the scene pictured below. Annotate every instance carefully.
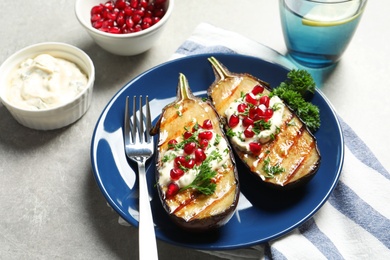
[75,0,174,56]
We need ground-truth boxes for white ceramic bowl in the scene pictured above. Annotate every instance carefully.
[75,0,174,56]
[0,42,95,130]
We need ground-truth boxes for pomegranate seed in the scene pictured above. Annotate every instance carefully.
[116,14,125,27]
[242,117,254,127]
[108,27,121,34]
[104,1,115,11]
[170,168,184,180]
[101,19,114,28]
[102,9,110,19]
[140,0,149,8]
[124,6,133,16]
[167,139,177,149]
[185,158,195,169]
[260,96,270,107]
[237,103,248,113]
[166,182,179,199]
[134,24,142,32]
[244,125,255,138]
[126,17,135,28]
[145,10,153,18]
[143,16,152,24]
[93,20,104,29]
[153,8,165,18]
[195,149,207,165]
[134,8,145,17]
[251,107,266,121]
[245,93,259,106]
[264,108,274,119]
[184,142,196,155]
[174,156,186,168]
[132,14,142,24]
[228,114,240,128]
[199,139,209,150]
[248,108,258,119]
[141,21,151,30]
[121,26,130,34]
[146,4,154,11]
[249,142,262,155]
[252,84,264,95]
[198,131,213,140]
[106,11,117,20]
[91,5,104,15]
[152,17,161,24]
[258,105,267,115]
[202,119,213,130]
[115,0,127,10]
[183,131,192,139]
[130,0,139,8]
[91,14,102,22]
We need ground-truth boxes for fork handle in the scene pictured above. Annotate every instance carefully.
[138,161,158,260]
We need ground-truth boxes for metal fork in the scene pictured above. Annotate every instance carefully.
[124,96,158,260]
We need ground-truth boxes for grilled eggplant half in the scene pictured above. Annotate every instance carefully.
[207,57,321,189]
[150,73,239,232]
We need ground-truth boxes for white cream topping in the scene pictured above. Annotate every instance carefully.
[6,54,88,110]
[158,127,229,188]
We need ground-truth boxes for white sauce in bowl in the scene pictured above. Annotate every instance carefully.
[6,54,88,110]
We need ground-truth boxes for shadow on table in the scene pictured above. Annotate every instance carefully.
[0,108,69,151]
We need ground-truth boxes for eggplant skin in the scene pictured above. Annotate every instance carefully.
[151,74,240,232]
[207,58,321,189]
[166,205,236,232]
[155,184,239,232]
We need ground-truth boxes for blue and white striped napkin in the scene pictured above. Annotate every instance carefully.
[172,23,390,260]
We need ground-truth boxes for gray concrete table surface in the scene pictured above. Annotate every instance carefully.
[1,0,389,259]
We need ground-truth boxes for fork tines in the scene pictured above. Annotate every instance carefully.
[125,95,152,145]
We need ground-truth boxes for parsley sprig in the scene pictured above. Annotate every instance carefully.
[170,134,198,150]
[180,150,222,195]
[270,69,320,132]
[262,157,285,178]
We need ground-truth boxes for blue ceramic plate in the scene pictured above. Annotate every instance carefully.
[91,53,344,250]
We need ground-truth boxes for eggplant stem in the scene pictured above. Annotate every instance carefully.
[177,73,191,101]
[208,56,231,80]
